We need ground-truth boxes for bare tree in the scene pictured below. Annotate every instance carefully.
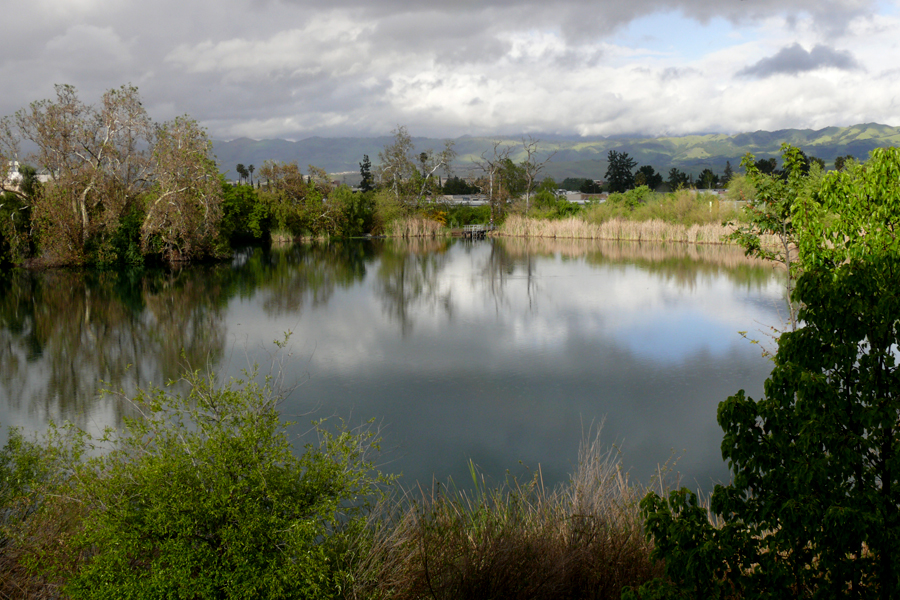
[377,126,455,209]
[476,140,514,224]
[521,136,557,213]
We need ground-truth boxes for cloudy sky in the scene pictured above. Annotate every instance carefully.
[3,0,898,140]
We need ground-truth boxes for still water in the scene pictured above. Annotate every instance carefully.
[0,237,786,491]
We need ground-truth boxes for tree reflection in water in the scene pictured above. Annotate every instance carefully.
[0,267,230,428]
[374,238,453,337]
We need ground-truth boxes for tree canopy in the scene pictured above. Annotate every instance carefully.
[604,150,637,194]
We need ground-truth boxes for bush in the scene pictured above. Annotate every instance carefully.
[630,147,900,600]
[8,352,390,600]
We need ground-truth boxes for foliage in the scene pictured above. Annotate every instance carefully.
[666,168,690,191]
[359,154,374,193]
[725,143,824,329]
[377,126,455,209]
[20,359,392,600]
[608,185,652,210]
[143,116,225,262]
[584,189,739,227]
[635,165,663,190]
[834,154,855,172]
[621,489,735,600]
[372,188,406,233]
[580,179,603,194]
[697,168,719,190]
[445,203,492,227]
[633,147,900,600]
[0,186,33,266]
[560,177,592,192]
[605,151,637,193]
[724,174,755,202]
[441,176,479,195]
[257,161,338,238]
[6,84,153,265]
[328,185,375,237]
[220,179,269,243]
[721,161,734,186]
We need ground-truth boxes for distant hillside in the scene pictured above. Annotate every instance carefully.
[212,123,900,183]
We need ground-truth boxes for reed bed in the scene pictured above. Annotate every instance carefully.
[386,216,449,238]
[500,215,736,245]
[346,433,661,600]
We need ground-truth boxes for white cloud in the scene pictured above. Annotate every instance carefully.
[0,0,896,139]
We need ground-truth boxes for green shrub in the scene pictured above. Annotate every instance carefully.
[8,351,391,600]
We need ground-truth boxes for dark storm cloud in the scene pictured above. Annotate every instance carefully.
[738,43,862,78]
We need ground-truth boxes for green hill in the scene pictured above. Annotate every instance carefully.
[213,122,900,183]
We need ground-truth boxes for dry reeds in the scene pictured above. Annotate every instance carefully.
[500,215,736,245]
[386,217,449,238]
[347,433,661,600]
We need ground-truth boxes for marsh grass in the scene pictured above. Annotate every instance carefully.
[386,216,449,238]
[347,433,661,600]
[500,215,736,245]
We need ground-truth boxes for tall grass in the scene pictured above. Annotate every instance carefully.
[386,216,449,238]
[500,215,736,245]
[347,433,661,600]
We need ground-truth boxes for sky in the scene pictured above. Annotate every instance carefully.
[3,0,899,141]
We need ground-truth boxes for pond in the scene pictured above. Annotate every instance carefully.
[0,237,786,491]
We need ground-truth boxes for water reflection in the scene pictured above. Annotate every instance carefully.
[374,239,454,336]
[0,268,230,429]
[0,238,785,491]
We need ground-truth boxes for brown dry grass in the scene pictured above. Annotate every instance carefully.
[499,215,738,245]
[346,433,661,600]
[387,217,449,238]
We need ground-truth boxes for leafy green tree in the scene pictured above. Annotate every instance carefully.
[560,177,591,191]
[635,165,663,190]
[698,168,719,189]
[629,147,900,600]
[834,154,855,171]
[726,144,822,330]
[50,361,390,600]
[666,168,690,191]
[604,150,637,193]
[359,154,374,193]
[219,176,268,243]
[579,179,602,194]
[442,176,478,195]
[721,160,734,186]
[754,156,778,175]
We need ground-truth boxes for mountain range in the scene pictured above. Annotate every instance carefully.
[212,122,900,184]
